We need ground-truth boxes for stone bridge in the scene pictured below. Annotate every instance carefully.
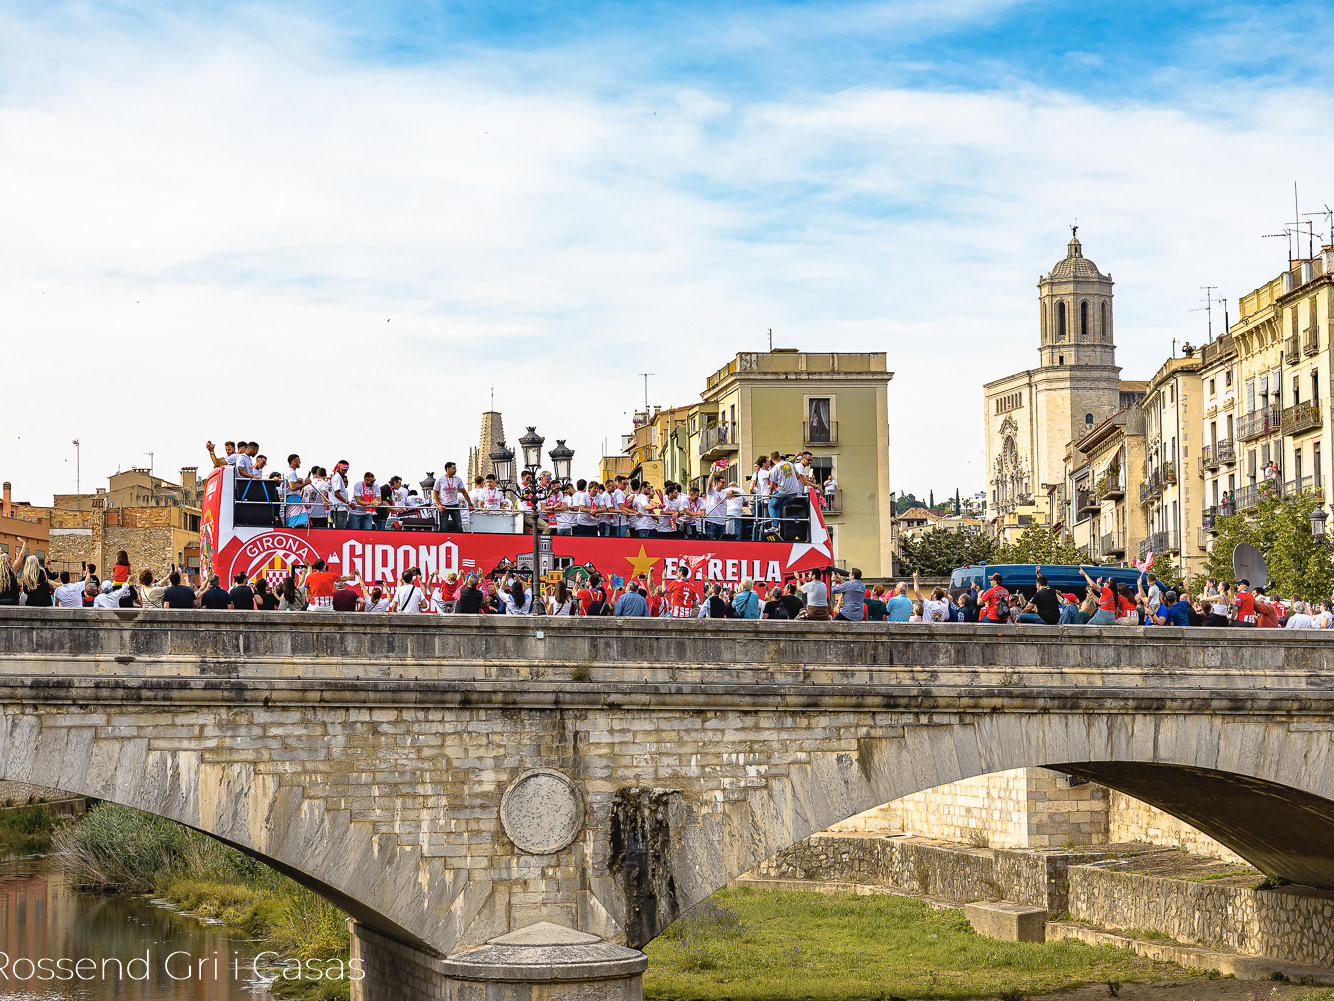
[2,609,1334,998]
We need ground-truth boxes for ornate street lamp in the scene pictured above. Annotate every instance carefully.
[1310,503,1328,539]
[489,442,515,489]
[548,440,575,484]
[518,426,546,473]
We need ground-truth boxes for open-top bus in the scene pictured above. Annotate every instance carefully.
[200,465,840,598]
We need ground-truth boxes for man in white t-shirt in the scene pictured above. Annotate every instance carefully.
[703,476,728,540]
[570,479,598,536]
[683,486,704,538]
[433,462,471,533]
[655,486,680,538]
[53,569,90,608]
[477,474,505,511]
[233,444,257,479]
[552,484,577,535]
[632,485,658,538]
[393,569,426,613]
[610,478,629,538]
[722,480,747,539]
[594,482,617,537]
[326,462,350,529]
[751,457,772,540]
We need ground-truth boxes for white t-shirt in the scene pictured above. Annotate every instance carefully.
[632,494,656,532]
[434,475,465,507]
[801,580,829,607]
[394,583,424,613]
[330,472,349,510]
[283,468,303,494]
[234,452,255,478]
[754,468,771,498]
[352,480,378,512]
[723,486,745,519]
[611,488,628,527]
[54,581,86,607]
[704,489,727,525]
[573,491,597,527]
[304,479,329,517]
[391,486,410,511]
[770,461,799,495]
[367,595,391,612]
[1286,613,1315,628]
[225,452,240,465]
[597,491,616,526]
[657,494,681,532]
[922,598,951,623]
[478,486,505,510]
[554,494,576,531]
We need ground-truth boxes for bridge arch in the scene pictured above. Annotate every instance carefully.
[640,711,1334,946]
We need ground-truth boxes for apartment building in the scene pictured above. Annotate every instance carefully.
[1063,407,1147,563]
[1140,355,1205,578]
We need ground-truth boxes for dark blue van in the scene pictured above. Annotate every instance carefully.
[948,563,1146,600]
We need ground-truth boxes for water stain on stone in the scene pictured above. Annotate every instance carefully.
[608,787,682,948]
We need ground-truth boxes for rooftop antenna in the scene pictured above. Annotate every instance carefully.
[1261,227,1296,263]
[768,328,773,351]
[638,372,654,415]
[1303,204,1334,250]
[489,385,494,411]
[1221,297,1230,338]
[144,452,154,478]
[1190,286,1218,342]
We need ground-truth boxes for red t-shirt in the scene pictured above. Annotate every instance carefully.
[979,585,1009,621]
[1099,586,1116,612]
[305,570,337,599]
[438,580,459,601]
[1117,595,1137,618]
[112,562,131,584]
[1256,600,1279,628]
[1233,590,1256,624]
[647,595,663,617]
[578,588,606,616]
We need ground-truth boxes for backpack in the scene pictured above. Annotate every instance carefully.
[768,599,790,620]
[994,592,1010,620]
[585,590,606,617]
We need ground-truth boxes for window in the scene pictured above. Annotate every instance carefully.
[1295,447,1303,481]
[1313,369,1320,404]
[1226,369,1233,387]
[1059,355,1064,365]
[1084,413,1094,425]
[1212,480,1219,506]
[1226,413,1233,438]
[806,398,832,443]
[1245,379,1255,412]
[1209,378,1216,396]
[1293,374,1300,407]
[1057,301,1066,341]
[1080,301,1089,339]
[1316,443,1323,485]
[1210,420,1217,446]
[1169,384,1175,404]
[1247,449,1257,479]
[1100,301,1108,341]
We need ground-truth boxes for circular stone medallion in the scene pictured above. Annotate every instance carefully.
[499,769,584,855]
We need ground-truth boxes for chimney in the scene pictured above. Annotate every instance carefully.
[1,481,9,515]
[179,467,197,496]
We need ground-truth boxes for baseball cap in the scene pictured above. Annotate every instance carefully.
[1063,593,1079,602]
[100,580,115,592]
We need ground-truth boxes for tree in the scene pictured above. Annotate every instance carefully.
[894,493,924,515]
[994,525,1085,566]
[1199,486,1334,600]
[897,527,998,577]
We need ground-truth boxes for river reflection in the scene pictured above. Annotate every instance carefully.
[0,856,269,999]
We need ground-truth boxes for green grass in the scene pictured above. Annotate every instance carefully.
[644,887,1205,1001]
[0,803,66,857]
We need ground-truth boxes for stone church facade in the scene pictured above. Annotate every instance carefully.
[984,232,1145,528]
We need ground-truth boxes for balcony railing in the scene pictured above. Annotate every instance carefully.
[1217,439,1236,465]
[1234,483,1261,511]
[820,487,843,515]
[1099,472,1125,500]
[699,421,738,456]
[1280,400,1322,436]
[1285,333,1301,360]
[1077,490,1099,513]
[1201,445,1218,473]
[1305,325,1320,357]
[1202,505,1218,533]
[1140,468,1168,503]
[1100,531,1125,556]
[1238,407,1280,441]
[1279,476,1325,500]
[1140,530,1178,558]
[803,420,838,446]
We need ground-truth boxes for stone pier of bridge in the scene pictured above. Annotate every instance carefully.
[2,609,1334,999]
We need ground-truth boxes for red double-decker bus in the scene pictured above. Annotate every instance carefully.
[199,466,837,598]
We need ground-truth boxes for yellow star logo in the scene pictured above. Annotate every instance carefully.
[624,544,662,581]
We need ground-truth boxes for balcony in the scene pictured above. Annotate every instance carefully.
[1238,407,1280,441]
[1285,333,1301,360]
[1140,470,1164,503]
[1140,530,1178,559]
[1200,445,1218,473]
[1162,461,1177,485]
[1280,476,1325,500]
[1100,531,1125,557]
[1077,490,1099,514]
[1305,325,1320,357]
[803,420,838,446]
[699,421,738,458]
[1202,505,1218,534]
[1233,483,1259,511]
[1099,472,1125,500]
[821,487,843,515]
[1280,400,1322,436]
[1217,439,1236,465]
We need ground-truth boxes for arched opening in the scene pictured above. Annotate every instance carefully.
[1056,301,1066,341]
[1085,413,1094,425]
[1101,301,1108,342]
[1080,300,1089,339]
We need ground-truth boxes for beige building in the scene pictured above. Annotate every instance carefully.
[1063,407,1146,563]
[1140,355,1205,578]
[0,481,50,566]
[34,468,202,579]
[1196,333,1241,538]
[610,349,894,575]
[984,231,1146,537]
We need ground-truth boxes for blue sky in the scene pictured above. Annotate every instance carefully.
[2,1,1333,506]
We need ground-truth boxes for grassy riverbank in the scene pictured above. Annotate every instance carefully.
[0,802,66,856]
[643,887,1209,1001]
[53,803,350,999]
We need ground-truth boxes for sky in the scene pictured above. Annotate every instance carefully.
[3,1,1334,506]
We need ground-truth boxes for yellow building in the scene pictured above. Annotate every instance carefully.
[694,349,893,574]
[1063,407,1146,564]
[1196,333,1241,538]
[1140,355,1205,578]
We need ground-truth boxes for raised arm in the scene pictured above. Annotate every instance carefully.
[911,571,925,601]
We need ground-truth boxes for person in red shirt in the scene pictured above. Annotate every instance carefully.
[577,578,608,616]
[300,560,344,610]
[1254,587,1280,628]
[1232,578,1257,626]
[978,573,1010,624]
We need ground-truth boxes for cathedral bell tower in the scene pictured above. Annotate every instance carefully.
[1038,227,1115,369]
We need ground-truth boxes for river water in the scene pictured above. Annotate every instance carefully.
[0,855,271,999]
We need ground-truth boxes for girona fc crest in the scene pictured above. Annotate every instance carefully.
[232,532,323,588]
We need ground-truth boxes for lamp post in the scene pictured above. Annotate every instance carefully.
[548,440,574,484]
[492,431,568,605]
[1310,503,1328,541]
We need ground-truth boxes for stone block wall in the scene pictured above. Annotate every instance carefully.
[829,767,1108,848]
[1067,864,1334,967]
[349,920,444,1001]
[1107,791,1244,865]
[0,780,72,804]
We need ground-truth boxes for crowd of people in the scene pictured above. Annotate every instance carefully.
[209,440,837,542]
[3,539,1331,628]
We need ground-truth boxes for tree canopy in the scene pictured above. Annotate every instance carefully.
[1199,485,1334,599]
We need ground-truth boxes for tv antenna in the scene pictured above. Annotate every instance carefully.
[1261,226,1296,263]
[144,452,154,478]
[1304,204,1334,251]
[638,372,654,415]
[1190,286,1218,342]
[768,328,772,351]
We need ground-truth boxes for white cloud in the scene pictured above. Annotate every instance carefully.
[1,7,1331,506]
